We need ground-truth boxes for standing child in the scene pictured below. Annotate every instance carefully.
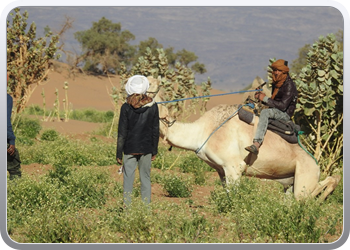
[116,75,159,206]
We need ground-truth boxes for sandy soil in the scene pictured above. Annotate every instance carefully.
[27,61,246,135]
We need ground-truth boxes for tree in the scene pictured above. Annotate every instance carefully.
[290,43,312,75]
[134,39,207,74]
[118,47,212,120]
[132,37,163,64]
[191,62,207,74]
[294,34,343,174]
[164,47,177,66]
[176,49,207,74]
[290,29,343,75]
[74,17,136,74]
[335,29,343,51]
[7,8,60,118]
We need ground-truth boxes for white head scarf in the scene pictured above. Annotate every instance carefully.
[125,75,150,96]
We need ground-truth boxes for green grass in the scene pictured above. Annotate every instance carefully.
[7,116,344,243]
[24,105,115,123]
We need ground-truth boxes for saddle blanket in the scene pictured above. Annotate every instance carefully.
[238,105,300,144]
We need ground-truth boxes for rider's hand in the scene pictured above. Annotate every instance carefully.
[258,92,266,101]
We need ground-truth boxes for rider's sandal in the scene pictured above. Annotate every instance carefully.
[245,144,259,155]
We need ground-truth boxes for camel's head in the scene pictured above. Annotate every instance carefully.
[145,76,174,140]
[155,90,174,140]
[146,75,161,99]
[251,76,271,97]
[241,76,271,103]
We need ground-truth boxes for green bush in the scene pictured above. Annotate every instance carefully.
[209,177,342,243]
[20,136,116,166]
[69,109,115,123]
[106,201,216,243]
[40,129,59,141]
[151,147,172,170]
[162,174,193,198]
[16,137,35,146]
[178,154,207,173]
[25,105,45,115]
[15,117,41,138]
[48,163,72,183]
[59,167,110,208]
[7,167,116,242]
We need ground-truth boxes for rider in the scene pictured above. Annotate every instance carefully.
[245,59,298,155]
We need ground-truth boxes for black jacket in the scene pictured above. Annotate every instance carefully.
[116,101,159,160]
[265,75,298,117]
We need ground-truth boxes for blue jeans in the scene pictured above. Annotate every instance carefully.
[254,108,290,144]
[123,154,152,206]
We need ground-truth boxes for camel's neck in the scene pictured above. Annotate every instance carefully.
[165,121,205,152]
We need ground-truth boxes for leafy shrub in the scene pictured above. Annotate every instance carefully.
[193,169,206,186]
[175,153,212,185]
[16,137,35,146]
[162,174,193,198]
[70,109,115,123]
[60,167,110,208]
[17,206,113,243]
[20,137,116,166]
[7,167,115,242]
[107,200,216,243]
[48,163,72,183]
[151,147,172,170]
[178,154,208,173]
[209,177,342,243]
[105,110,115,120]
[40,129,59,141]
[15,117,41,138]
[25,105,45,115]
[7,175,65,227]
[151,171,164,184]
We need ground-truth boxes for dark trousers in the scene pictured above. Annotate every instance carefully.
[7,146,22,180]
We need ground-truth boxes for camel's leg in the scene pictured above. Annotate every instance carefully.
[222,161,247,185]
[310,175,341,202]
[294,160,341,201]
[294,160,320,200]
[206,162,226,186]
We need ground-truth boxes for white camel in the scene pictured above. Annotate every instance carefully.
[148,76,340,202]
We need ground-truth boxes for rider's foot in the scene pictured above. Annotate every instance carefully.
[245,142,260,155]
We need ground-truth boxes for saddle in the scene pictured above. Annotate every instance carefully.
[238,104,300,144]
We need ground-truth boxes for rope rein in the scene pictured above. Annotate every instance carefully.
[297,131,318,165]
[156,89,262,104]
[195,103,254,154]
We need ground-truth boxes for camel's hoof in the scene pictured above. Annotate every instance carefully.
[333,175,342,186]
